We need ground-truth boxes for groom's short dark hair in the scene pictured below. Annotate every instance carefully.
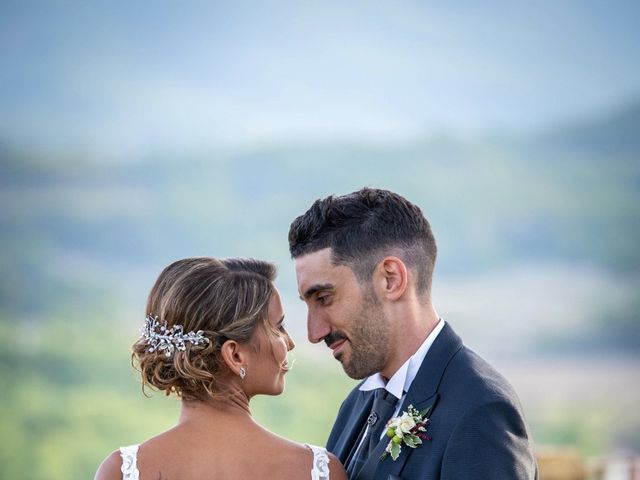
[288,187,437,295]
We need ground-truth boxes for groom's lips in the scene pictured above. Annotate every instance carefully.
[328,339,347,358]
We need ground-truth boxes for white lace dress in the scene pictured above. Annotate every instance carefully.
[119,443,330,479]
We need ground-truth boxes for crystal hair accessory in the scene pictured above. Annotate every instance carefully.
[141,315,210,357]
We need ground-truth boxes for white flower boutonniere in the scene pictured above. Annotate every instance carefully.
[381,404,433,461]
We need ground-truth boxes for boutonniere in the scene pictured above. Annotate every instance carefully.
[381,404,433,461]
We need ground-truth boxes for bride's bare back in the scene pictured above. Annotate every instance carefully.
[97,405,346,479]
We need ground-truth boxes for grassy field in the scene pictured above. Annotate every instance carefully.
[2,311,638,479]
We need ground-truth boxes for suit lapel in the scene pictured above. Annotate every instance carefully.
[357,323,463,479]
[399,322,462,411]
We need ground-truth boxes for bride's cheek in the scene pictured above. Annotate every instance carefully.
[279,339,289,361]
[272,338,284,359]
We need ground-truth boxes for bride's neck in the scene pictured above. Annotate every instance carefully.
[179,387,252,424]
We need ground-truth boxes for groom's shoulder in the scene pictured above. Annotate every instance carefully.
[441,345,522,406]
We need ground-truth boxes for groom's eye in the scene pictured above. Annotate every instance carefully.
[317,294,332,305]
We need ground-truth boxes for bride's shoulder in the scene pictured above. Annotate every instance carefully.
[94,449,122,480]
[273,439,346,480]
[307,444,347,480]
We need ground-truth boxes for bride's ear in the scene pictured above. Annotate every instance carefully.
[219,340,247,377]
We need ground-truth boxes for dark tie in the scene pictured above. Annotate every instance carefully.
[346,388,399,478]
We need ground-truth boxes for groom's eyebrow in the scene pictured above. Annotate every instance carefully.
[300,283,334,300]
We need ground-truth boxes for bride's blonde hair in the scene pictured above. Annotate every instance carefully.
[132,257,276,402]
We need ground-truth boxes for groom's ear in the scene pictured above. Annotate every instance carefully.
[219,339,247,376]
[374,256,408,301]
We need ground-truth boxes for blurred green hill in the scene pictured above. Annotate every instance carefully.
[534,99,640,155]
[1,100,639,319]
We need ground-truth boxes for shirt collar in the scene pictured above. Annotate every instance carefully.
[359,318,446,399]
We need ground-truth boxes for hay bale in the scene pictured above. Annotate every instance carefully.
[537,448,588,480]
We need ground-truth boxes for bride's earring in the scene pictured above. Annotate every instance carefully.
[239,367,246,380]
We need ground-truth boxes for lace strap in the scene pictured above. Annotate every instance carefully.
[306,444,330,480]
[119,445,140,480]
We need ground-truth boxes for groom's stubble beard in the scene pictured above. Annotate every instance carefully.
[333,288,390,380]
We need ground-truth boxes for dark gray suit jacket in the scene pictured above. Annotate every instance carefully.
[326,323,538,479]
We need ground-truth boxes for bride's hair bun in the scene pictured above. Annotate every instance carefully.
[132,257,276,401]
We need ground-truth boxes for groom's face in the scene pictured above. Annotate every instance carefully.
[295,248,390,379]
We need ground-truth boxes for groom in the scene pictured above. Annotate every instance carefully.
[289,188,538,479]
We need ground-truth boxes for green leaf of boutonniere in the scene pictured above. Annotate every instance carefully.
[404,434,422,448]
[390,442,401,460]
[420,404,434,419]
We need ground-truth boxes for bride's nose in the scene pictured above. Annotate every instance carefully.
[286,332,295,351]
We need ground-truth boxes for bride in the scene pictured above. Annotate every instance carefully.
[95,257,346,480]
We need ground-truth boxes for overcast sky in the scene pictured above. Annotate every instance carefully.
[1,1,639,155]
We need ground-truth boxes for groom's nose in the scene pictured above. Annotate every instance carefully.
[307,311,331,344]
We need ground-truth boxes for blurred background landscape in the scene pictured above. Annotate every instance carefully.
[1,1,639,478]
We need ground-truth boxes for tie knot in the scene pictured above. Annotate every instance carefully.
[375,388,398,405]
